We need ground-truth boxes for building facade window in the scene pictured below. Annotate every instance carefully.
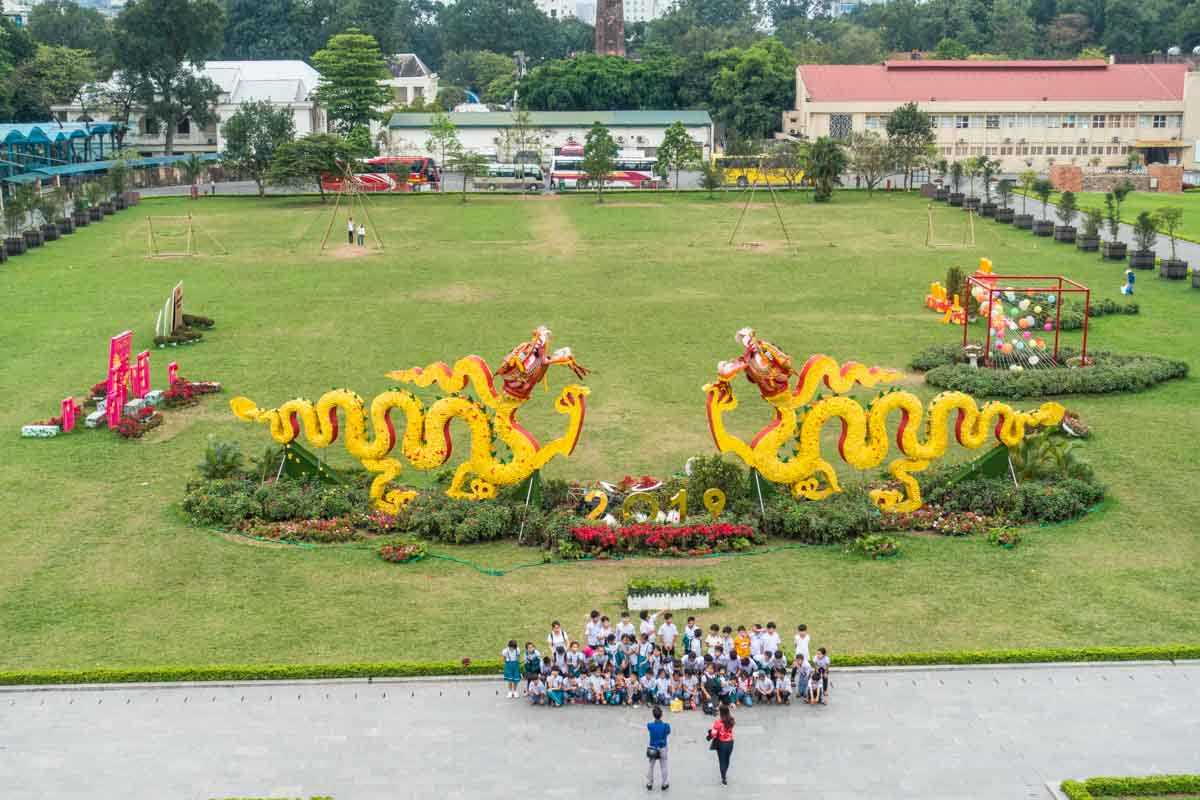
[1152,114,1166,128]
[1003,115,1017,128]
[956,114,970,129]
[1062,114,1076,129]
[829,113,852,140]
[1030,145,1044,155]
[1047,145,1059,155]
[986,114,1000,129]
[970,115,984,129]
[1167,114,1182,127]
[1139,114,1151,127]
[1046,114,1060,128]
[1108,114,1122,128]
[1092,114,1106,128]
[940,115,955,129]
[177,118,190,135]
[865,115,879,129]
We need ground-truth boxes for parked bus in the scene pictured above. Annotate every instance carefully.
[549,150,661,190]
[714,155,803,188]
[482,163,544,192]
[320,156,440,192]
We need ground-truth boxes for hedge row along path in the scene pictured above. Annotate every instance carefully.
[3,661,1197,799]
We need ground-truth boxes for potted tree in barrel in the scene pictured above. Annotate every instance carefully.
[934,159,950,201]
[72,184,91,227]
[98,176,116,216]
[1102,182,1132,260]
[3,190,28,256]
[994,178,1015,223]
[978,158,998,217]
[84,181,105,221]
[1157,207,1187,279]
[15,185,43,249]
[1129,211,1158,270]
[948,161,965,206]
[42,186,72,236]
[109,161,130,210]
[1031,178,1055,236]
[962,157,981,211]
[1077,207,1101,252]
[1054,190,1078,243]
[1014,170,1036,229]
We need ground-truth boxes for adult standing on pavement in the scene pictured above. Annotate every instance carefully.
[645,704,670,791]
[707,703,736,785]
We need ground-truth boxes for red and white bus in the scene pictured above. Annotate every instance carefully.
[320,156,440,192]
[549,148,661,190]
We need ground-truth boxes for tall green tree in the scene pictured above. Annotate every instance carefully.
[655,121,701,191]
[709,39,796,141]
[847,131,895,194]
[446,145,489,203]
[312,28,392,135]
[441,50,515,98]
[805,136,846,202]
[436,0,555,62]
[114,0,225,154]
[9,44,97,122]
[268,132,365,201]
[223,0,305,60]
[28,0,112,62]
[885,102,934,191]
[582,121,617,203]
[989,0,1035,56]
[424,110,459,190]
[221,100,296,196]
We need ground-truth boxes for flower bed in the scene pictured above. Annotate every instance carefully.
[160,377,221,409]
[876,507,994,536]
[378,539,428,563]
[241,517,360,543]
[568,522,758,556]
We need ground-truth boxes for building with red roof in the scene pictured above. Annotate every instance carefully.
[784,60,1200,172]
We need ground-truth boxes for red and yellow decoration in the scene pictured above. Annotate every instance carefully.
[703,328,1065,512]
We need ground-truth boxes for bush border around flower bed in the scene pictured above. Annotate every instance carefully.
[1061,774,1200,800]
[3,644,1198,686]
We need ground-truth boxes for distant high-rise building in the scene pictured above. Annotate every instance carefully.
[595,0,625,57]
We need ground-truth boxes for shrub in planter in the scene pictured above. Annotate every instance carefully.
[1013,170,1036,228]
[978,157,998,216]
[1193,270,1200,289]
[1129,211,1158,269]
[40,223,58,242]
[962,156,981,210]
[934,185,949,201]
[378,538,427,563]
[1102,186,1130,260]
[73,210,90,227]
[2,236,23,255]
[1053,190,1077,242]
[993,178,1014,223]
[23,228,43,248]
[0,241,6,263]
[1077,207,1101,251]
[1031,178,1055,235]
[56,218,74,235]
[948,160,964,206]
[987,527,1021,548]
[851,534,899,559]
[1156,206,1187,278]
[88,206,103,221]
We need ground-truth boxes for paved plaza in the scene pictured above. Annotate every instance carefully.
[2,662,1197,799]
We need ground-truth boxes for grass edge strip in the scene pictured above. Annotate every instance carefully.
[3,645,1199,686]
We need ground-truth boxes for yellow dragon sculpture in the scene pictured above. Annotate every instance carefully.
[704,328,1066,512]
[230,327,589,513]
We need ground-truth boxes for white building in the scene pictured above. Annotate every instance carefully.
[535,0,576,19]
[384,54,439,107]
[386,110,714,163]
[2,1,35,27]
[826,0,887,16]
[52,60,324,155]
[624,0,675,22]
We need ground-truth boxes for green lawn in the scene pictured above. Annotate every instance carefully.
[1,191,1198,672]
[1032,189,1200,243]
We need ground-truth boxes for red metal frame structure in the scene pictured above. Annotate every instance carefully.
[962,274,1091,367]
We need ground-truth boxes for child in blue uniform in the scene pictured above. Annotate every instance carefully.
[502,639,522,698]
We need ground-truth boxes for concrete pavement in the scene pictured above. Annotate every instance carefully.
[2,661,1198,799]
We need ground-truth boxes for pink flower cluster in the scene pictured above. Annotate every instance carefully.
[877,507,993,536]
[570,522,756,554]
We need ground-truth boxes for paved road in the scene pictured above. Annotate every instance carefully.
[2,662,1197,799]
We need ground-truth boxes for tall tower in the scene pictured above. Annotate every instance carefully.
[594,0,626,57]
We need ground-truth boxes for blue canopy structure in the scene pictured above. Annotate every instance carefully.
[0,122,124,181]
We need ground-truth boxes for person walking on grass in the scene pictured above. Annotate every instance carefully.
[646,704,670,791]
[347,216,355,246]
[356,222,366,247]
[706,703,736,785]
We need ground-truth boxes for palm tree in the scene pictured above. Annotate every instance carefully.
[181,154,205,198]
[805,137,847,203]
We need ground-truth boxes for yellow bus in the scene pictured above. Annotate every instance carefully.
[714,155,804,188]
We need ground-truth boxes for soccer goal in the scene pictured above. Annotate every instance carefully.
[146,215,228,257]
[925,204,976,249]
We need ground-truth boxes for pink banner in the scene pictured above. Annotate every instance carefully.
[168,361,179,386]
[106,331,133,428]
[106,365,127,429]
[61,398,79,432]
[133,351,151,398]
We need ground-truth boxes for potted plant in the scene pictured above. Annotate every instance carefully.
[1102,182,1133,260]
[948,161,964,206]
[109,161,130,210]
[1129,211,1157,269]
[1014,170,1036,229]
[71,185,90,227]
[3,190,28,256]
[994,178,1015,223]
[1054,190,1078,243]
[42,186,72,235]
[962,157,981,211]
[978,158,998,217]
[98,176,116,215]
[934,159,950,201]
[83,181,105,221]
[1077,207,1102,251]
[33,188,61,241]
[1031,178,1054,236]
[1156,207,1187,279]
[15,185,43,248]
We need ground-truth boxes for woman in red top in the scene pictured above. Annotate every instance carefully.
[707,703,736,784]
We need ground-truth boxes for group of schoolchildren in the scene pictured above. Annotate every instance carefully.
[501,609,831,713]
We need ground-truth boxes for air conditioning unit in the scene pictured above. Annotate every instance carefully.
[1078,138,1087,144]
[1111,136,1119,144]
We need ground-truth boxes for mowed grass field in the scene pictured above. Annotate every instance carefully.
[1,190,1198,671]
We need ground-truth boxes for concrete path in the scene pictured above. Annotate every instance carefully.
[2,662,1197,799]
[1014,195,1199,264]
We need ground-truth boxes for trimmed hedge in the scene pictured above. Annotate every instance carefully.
[627,577,715,596]
[3,644,1197,686]
[912,346,1188,399]
[1062,774,1200,799]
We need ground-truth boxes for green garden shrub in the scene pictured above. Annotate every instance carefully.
[921,350,1188,398]
[686,455,753,515]
[760,488,880,543]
